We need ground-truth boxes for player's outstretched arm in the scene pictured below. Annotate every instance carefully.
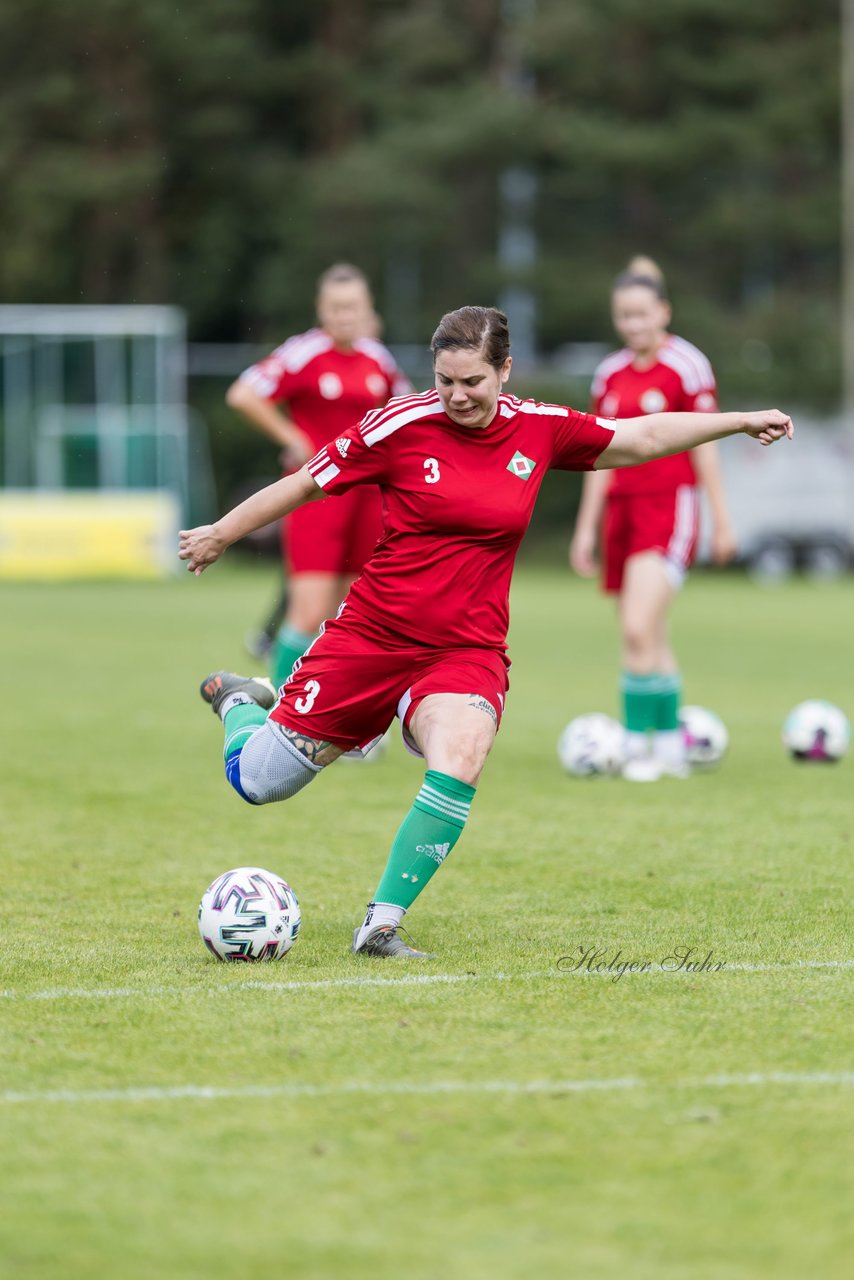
[595,409,793,470]
[179,466,322,575]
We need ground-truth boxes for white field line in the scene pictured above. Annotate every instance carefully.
[0,958,852,1003]
[3,1072,854,1107]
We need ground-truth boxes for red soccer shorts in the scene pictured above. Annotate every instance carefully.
[269,605,510,753]
[602,485,699,593]
[282,486,384,577]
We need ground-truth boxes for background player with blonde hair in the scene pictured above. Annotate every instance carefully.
[226,263,412,689]
[569,258,737,781]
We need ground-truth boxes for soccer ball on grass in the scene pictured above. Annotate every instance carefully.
[782,700,851,763]
[557,713,626,777]
[198,866,301,961]
[679,705,729,770]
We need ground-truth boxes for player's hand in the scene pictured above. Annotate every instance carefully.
[569,528,598,577]
[710,523,738,565]
[278,431,314,473]
[741,410,794,445]
[278,445,304,473]
[178,524,228,576]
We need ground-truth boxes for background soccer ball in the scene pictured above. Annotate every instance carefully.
[679,705,729,770]
[198,866,301,961]
[557,713,626,777]
[782,700,851,762]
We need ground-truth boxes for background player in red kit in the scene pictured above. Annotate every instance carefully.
[180,306,792,958]
[569,258,737,781]
[226,263,412,687]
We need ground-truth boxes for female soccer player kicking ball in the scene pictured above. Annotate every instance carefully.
[180,306,792,958]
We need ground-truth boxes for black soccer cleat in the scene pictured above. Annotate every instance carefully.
[200,670,277,717]
[351,924,435,959]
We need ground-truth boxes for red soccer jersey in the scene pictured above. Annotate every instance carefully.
[306,390,614,652]
[591,334,718,496]
[238,329,412,450]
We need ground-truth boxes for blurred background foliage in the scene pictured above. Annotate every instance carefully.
[0,0,842,510]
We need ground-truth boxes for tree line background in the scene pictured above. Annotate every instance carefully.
[0,0,841,510]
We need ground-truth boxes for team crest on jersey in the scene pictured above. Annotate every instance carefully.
[640,388,667,414]
[507,450,536,480]
[319,372,343,399]
[602,393,619,416]
[335,437,351,458]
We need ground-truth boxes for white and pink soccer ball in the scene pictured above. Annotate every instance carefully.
[782,700,851,763]
[198,866,301,961]
[679,705,729,770]
[557,713,626,777]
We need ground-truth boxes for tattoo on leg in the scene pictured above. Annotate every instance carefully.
[279,727,343,767]
[467,695,497,725]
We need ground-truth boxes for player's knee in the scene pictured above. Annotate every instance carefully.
[621,616,655,665]
[438,736,492,787]
[227,722,320,805]
[225,751,262,805]
[286,608,324,636]
[285,593,335,636]
[412,696,496,784]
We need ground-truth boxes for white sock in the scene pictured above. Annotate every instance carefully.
[625,730,650,761]
[356,901,404,948]
[655,730,686,768]
[218,692,252,719]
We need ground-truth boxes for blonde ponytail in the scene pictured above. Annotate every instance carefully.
[612,255,668,300]
[626,256,664,285]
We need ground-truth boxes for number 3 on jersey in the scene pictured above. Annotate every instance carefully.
[294,679,320,714]
[423,457,441,484]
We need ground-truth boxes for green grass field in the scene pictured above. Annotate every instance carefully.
[1,563,852,1279]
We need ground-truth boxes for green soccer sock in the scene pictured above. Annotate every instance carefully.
[372,770,476,911]
[620,671,662,734]
[222,702,268,763]
[655,672,682,731]
[271,624,314,689]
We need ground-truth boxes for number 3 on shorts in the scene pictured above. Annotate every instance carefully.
[294,679,320,714]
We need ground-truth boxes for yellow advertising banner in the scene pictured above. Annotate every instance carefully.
[0,490,180,579]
